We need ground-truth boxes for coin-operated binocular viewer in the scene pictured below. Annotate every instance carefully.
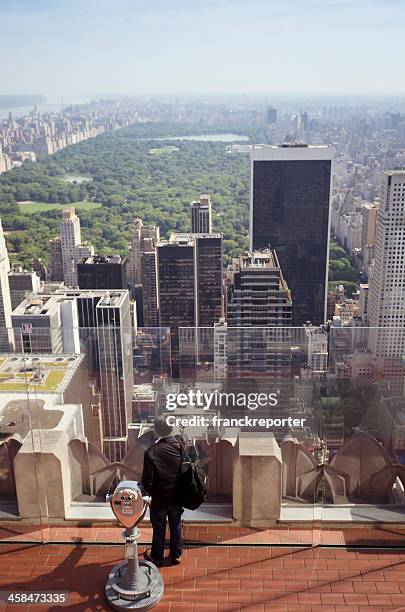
[105,481,164,610]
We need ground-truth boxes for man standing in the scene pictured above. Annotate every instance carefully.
[141,415,184,566]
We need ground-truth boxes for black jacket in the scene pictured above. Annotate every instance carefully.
[141,435,183,511]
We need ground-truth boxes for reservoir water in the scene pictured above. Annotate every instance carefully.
[158,134,249,142]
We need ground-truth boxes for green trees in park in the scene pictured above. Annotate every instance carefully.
[0,121,361,291]
[0,123,254,267]
[328,240,360,295]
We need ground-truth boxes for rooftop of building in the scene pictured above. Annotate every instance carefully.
[251,143,334,161]
[61,207,77,220]
[233,249,280,270]
[252,143,331,150]
[54,288,127,298]
[133,383,157,400]
[8,270,38,278]
[41,281,65,293]
[96,291,128,308]
[190,194,211,206]
[11,294,66,317]
[12,289,130,313]
[169,232,222,242]
[156,233,222,249]
[0,353,83,394]
[260,143,327,148]
[227,250,291,299]
[78,254,125,265]
[0,397,67,440]
[335,300,359,308]
[8,263,38,277]
[190,201,210,208]
[361,201,379,209]
[132,217,160,230]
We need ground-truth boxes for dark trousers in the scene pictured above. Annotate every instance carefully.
[150,505,182,562]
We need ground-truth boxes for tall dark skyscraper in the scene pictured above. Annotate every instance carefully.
[140,239,159,327]
[77,255,127,290]
[250,144,333,325]
[157,239,194,329]
[157,233,223,329]
[157,232,223,375]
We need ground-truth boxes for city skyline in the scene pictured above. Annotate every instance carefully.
[1,91,405,561]
[1,0,405,96]
[2,2,405,604]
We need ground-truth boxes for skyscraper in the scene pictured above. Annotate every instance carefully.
[194,233,223,326]
[360,202,378,272]
[225,249,292,377]
[49,237,64,282]
[140,239,159,326]
[157,232,223,375]
[31,257,47,281]
[11,292,78,354]
[128,218,160,326]
[60,208,81,287]
[128,218,160,287]
[95,291,134,462]
[226,250,292,326]
[0,219,14,351]
[368,171,405,357]
[0,144,8,174]
[191,194,212,234]
[250,144,333,326]
[77,255,127,290]
[158,233,223,327]
[8,264,41,310]
[60,208,94,287]
[75,242,95,264]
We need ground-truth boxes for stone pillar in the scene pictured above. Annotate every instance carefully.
[14,432,69,520]
[13,402,85,521]
[233,432,282,527]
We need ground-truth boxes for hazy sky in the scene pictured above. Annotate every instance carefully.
[1,0,404,98]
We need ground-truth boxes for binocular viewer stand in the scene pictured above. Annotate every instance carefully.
[105,481,164,611]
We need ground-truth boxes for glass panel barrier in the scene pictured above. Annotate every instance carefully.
[10,323,319,545]
[319,325,405,541]
[178,326,321,545]
[20,325,171,543]
[10,322,405,546]
[0,328,47,543]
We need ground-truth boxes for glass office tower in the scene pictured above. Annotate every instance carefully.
[250,144,333,326]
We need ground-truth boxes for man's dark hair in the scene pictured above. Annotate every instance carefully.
[154,414,173,438]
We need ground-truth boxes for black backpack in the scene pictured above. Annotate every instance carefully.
[176,442,208,510]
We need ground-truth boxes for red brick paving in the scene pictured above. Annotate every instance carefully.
[1,542,405,611]
[1,523,405,547]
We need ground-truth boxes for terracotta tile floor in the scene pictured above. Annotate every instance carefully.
[1,540,405,611]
